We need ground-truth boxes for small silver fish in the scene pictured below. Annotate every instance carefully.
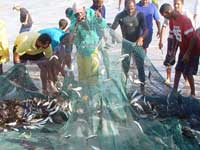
[147,101,152,110]
[100,69,106,75]
[133,121,144,133]
[19,132,32,139]
[11,127,19,132]
[133,79,144,85]
[49,106,60,116]
[133,103,144,112]
[47,99,57,109]
[43,101,50,106]
[91,145,101,150]
[129,75,134,82]
[61,91,69,97]
[64,134,71,139]
[130,95,143,104]
[86,135,98,140]
[6,122,17,126]
[71,87,82,92]
[36,117,50,125]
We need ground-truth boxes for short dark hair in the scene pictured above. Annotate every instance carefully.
[59,19,68,29]
[174,0,184,4]
[125,0,135,8]
[65,7,73,18]
[159,3,172,15]
[38,33,51,44]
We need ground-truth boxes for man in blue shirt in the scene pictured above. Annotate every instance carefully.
[38,19,73,93]
[38,19,69,51]
[136,0,161,51]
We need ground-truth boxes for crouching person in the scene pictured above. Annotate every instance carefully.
[48,32,74,85]
[13,32,53,95]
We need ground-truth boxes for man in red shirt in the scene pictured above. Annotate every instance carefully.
[160,3,200,97]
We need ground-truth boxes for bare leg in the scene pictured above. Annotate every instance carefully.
[38,62,48,94]
[183,74,190,87]
[118,0,122,9]
[173,70,182,91]
[48,58,60,93]
[63,53,73,77]
[165,67,171,84]
[49,57,60,83]
[186,74,195,96]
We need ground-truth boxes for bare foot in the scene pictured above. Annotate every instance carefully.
[165,78,170,85]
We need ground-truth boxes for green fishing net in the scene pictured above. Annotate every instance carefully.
[0,26,199,150]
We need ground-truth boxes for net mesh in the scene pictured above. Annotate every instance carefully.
[0,26,199,150]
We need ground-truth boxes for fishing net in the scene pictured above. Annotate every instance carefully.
[0,25,199,150]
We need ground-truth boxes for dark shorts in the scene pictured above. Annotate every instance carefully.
[175,54,199,75]
[20,53,45,63]
[13,45,46,63]
[143,31,153,49]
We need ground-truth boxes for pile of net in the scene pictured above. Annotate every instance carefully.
[0,26,200,150]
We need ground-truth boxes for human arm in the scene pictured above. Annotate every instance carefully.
[13,46,20,64]
[21,14,29,25]
[153,5,161,37]
[111,13,120,30]
[20,8,29,25]
[118,0,122,10]
[155,20,161,38]
[159,19,169,49]
[182,19,196,63]
[13,52,20,64]
[137,12,148,46]
[183,35,197,64]
[159,25,166,49]
[43,46,53,59]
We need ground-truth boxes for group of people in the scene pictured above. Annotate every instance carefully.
[114,0,200,97]
[0,0,107,95]
[158,0,200,97]
[0,0,200,97]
